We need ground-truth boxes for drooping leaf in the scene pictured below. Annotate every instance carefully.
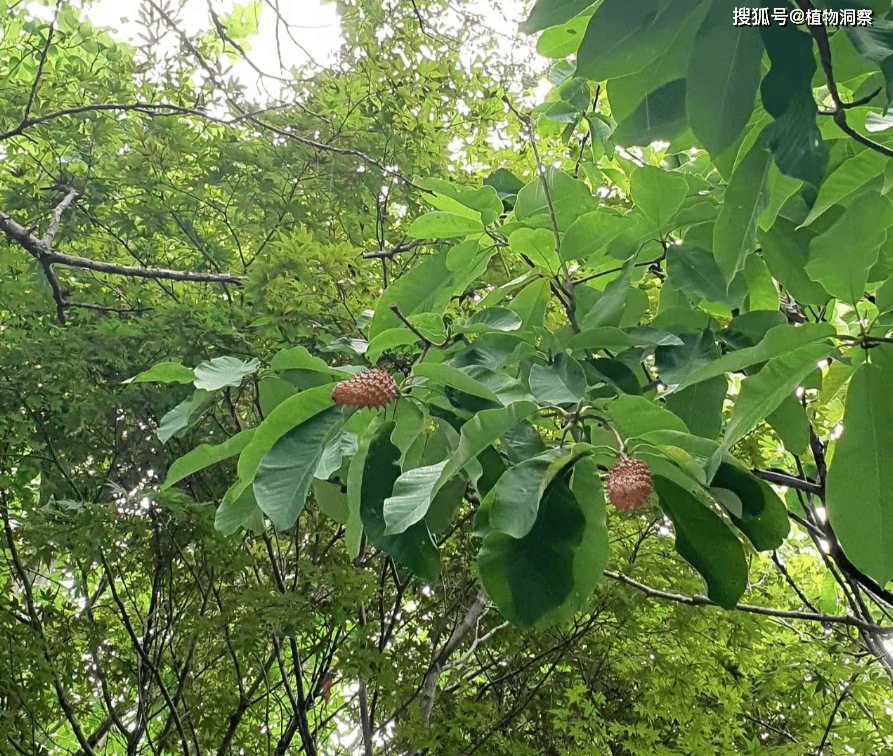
[759,22,827,186]
[686,0,763,155]
[713,138,771,282]
[384,402,539,534]
[654,475,748,609]
[826,346,893,585]
[359,421,440,582]
[477,455,608,627]
[253,406,344,530]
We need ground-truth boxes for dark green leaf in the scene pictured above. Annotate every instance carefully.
[654,475,748,609]
[360,421,439,582]
[686,0,763,155]
[826,346,893,584]
[253,406,344,530]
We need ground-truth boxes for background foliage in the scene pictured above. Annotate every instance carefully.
[5,0,893,754]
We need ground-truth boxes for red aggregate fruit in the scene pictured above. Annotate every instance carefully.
[606,456,652,511]
[331,368,397,409]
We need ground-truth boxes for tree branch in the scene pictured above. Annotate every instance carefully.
[604,570,893,636]
[794,0,893,159]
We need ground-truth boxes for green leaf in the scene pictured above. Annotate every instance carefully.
[509,227,560,273]
[653,475,748,609]
[414,363,501,404]
[507,279,551,328]
[215,486,260,536]
[713,139,771,282]
[665,376,726,439]
[359,421,440,582]
[536,14,591,58]
[710,462,789,551]
[456,307,522,335]
[818,571,838,615]
[844,19,893,106]
[157,390,214,444]
[513,167,598,231]
[666,245,736,306]
[520,0,596,34]
[162,428,255,489]
[576,0,708,82]
[613,78,688,146]
[608,394,688,439]
[313,479,348,524]
[477,456,608,627]
[801,148,888,227]
[484,168,525,201]
[581,256,635,330]
[369,250,490,339]
[485,446,591,538]
[759,218,832,306]
[194,356,261,391]
[826,347,893,584]
[629,166,688,233]
[314,431,358,480]
[806,191,893,303]
[766,393,809,455]
[759,23,827,186]
[674,323,835,390]
[253,406,344,530]
[686,0,763,155]
[724,343,833,447]
[366,328,421,362]
[270,346,344,376]
[419,179,504,226]
[406,211,484,239]
[529,353,586,405]
[235,384,337,491]
[346,418,383,558]
[655,330,719,386]
[384,402,539,534]
[560,210,631,262]
[124,361,194,385]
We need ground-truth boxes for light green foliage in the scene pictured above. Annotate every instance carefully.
[6,0,893,754]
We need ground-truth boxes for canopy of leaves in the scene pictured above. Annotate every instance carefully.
[4,0,893,754]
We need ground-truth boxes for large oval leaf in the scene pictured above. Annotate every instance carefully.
[827,347,893,585]
[477,456,608,627]
[653,475,748,609]
[359,421,440,582]
[253,406,344,530]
